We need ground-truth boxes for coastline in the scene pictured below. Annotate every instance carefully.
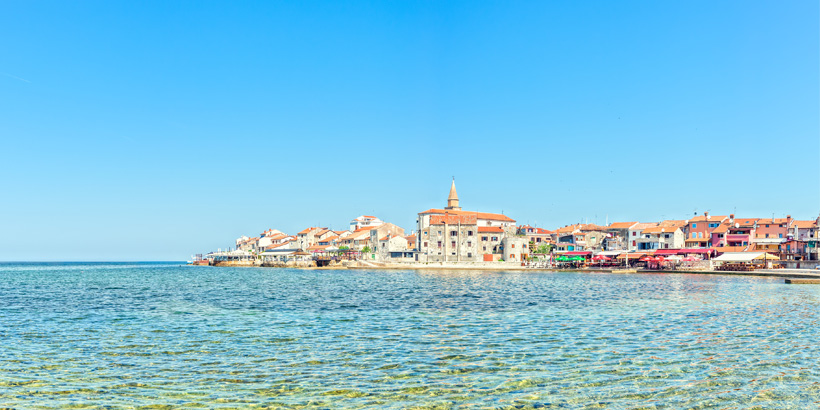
[196,262,820,280]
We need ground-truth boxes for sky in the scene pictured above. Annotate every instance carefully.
[1,0,818,261]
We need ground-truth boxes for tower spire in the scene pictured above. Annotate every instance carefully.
[446,178,461,211]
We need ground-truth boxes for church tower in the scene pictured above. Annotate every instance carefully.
[445,178,461,211]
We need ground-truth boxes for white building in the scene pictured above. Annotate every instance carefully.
[350,215,383,232]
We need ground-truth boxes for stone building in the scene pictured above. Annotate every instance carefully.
[416,179,516,262]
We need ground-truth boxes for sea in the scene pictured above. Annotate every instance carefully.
[1,262,819,409]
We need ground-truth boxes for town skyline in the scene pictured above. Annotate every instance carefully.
[1,1,817,261]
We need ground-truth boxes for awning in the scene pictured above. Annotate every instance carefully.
[565,251,591,256]
[679,248,712,254]
[654,249,681,255]
[597,251,623,256]
[713,252,780,262]
[617,252,651,259]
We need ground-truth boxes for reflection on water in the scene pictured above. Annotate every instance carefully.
[1,263,819,408]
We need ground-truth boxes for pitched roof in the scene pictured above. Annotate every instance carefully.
[632,223,658,230]
[712,223,730,234]
[793,220,817,229]
[690,215,728,223]
[579,224,607,232]
[608,222,638,229]
[297,227,322,235]
[659,220,687,229]
[478,226,504,233]
[419,209,515,222]
[554,224,583,234]
[643,225,681,234]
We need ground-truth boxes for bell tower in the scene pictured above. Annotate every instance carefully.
[445,178,461,211]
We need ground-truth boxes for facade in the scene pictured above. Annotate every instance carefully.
[296,227,326,251]
[627,223,658,251]
[684,213,727,248]
[605,222,638,251]
[349,215,384,232]
[636,225,685,250]
[417,180,516,262]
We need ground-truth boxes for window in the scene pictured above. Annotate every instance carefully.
[450,231,457,237]
[632,232,636,236]
[483,246,487,251]
[424,242,428,247]
[691,233,696,239]
[467,241,472,247]
[481,236,488,241]
[665,244,669,248]
[664,234,670,238]
[765,234,770,238]
[423,231,427,235]
[467,253,472,257]
[632,240,636,246]
[437,241,442,248]
[492,236,498,241]
[645,234,650,239]
[438,231,442,236]
[451,241,456,248]
[510,254,514,259]
[765,225,769,228]
[511,244,515,248]
[779,234,783,238]
[468,231,473,236]
[692,223,697,228]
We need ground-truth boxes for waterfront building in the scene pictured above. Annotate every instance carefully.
[578,224,607,251]
[684,213,727,248]
[367,222,406,251]
[296,227,327,251]
[752,216,793,253]
[517,225,555,252]
[349,215,383,232]
[636,224,685,250]
[416,180,516,262]
[604,222,639,251]
[627,223,658,251]
[790,218,819,260]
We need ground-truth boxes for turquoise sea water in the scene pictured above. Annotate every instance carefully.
[1,263,819,409]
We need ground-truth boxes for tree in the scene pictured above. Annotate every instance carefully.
[536,244,550,255]
[339,246,349,250]
[362,246,372,253]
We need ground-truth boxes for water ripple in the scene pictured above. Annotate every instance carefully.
[0,263,819,408]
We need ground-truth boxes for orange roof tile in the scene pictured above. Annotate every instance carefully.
[689,215,728,223]
[711,224,730,234]
[643,226,681,234]
[608,222,638,229]
[478,226,504,233]
[419,209,515,222]
[794,220,817,229]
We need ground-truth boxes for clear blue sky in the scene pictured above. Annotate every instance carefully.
[1,1,817,261]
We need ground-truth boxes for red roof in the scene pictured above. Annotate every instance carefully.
[478,226,504,233]
[419,208,515,223]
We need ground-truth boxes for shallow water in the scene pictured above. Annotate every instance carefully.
[1,262,819,409]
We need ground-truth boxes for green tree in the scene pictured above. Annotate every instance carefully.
[362,246,372,253]
[536,244,550,254]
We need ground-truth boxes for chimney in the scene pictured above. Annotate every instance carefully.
[730,213,735,221]
[704,211,710,220]
[787,215,792,225]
